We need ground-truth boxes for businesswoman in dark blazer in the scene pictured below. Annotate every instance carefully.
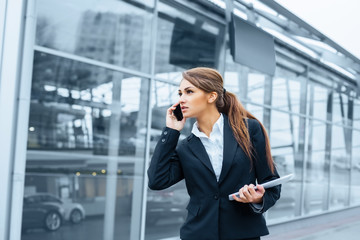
[148,67,281,240]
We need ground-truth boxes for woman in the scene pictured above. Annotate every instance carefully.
[148,67,281,240]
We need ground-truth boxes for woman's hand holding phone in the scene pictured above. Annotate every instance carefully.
[166,102,186,131]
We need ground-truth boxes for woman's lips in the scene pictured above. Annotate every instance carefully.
[181,107,188,111]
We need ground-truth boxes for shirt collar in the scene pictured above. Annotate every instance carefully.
[192,113,224,139]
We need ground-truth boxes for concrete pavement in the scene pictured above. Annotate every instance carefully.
[264,208,360,240]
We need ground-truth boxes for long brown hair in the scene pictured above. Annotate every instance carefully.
[182,67,275,173]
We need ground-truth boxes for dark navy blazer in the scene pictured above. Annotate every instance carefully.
[147,115,281,240]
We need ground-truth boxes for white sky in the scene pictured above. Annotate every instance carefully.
[275,0,360,60]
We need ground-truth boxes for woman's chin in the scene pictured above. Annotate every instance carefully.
[182,113,191,119]
[183,113,195,119]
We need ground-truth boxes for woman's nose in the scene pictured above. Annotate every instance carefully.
[179,94,186,102]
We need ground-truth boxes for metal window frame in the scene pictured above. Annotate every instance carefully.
[0,1,31,240]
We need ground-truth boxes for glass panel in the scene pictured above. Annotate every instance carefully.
[303,120,329,214]
[333,92,348,125]
[272,76,301,113]
[307,82,328,121]
[353,99,360,129]
[246,104,264,123]
[329,125,350,210]
[22,52,150,240]
[224,68,270,107]
[247,73,265,105]
[267,110,297,221]
[36,0,153,73]
[223,70,240,95]
[145,80,194,239]
[155,1,225,80]
[351,130,360,205]
[224,53,250,102]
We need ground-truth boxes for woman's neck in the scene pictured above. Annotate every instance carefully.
[196,109,221,138]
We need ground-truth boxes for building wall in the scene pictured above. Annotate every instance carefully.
[1,0,360,240]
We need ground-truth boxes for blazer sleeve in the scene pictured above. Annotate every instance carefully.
[147,127,184,190]
[249,119,281,213]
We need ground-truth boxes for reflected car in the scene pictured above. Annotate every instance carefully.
[146,187,189,225]
[25,193,86,224]
[22,195,65,232]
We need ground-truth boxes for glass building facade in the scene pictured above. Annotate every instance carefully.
[1,0,360,240]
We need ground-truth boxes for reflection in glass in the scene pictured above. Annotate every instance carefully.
[24,52,150,239]
[247,73,265,105]
[224,50,250,102]
[155,1,224,78]
[267,111,297,221]
[333,92,349,125]
[352,99,360,129]
[246,104,264,123]
[36,0,153,73]
[20,0,360,238]
[272,77,301,113]
[329,125,350,210]
[145,182,188,240]
[303,120,328,214]
[307,83,328,121]
[351,130,360,205]
[145,80,194,239]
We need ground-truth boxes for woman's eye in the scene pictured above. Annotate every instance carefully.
[178,90,192,96]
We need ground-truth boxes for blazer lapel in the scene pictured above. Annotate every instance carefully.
[219,115,238,184]
[187,134,215,175]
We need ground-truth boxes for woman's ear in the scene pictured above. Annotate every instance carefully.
[208,92,218,104]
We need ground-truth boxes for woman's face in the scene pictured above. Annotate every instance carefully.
[178,79,211,119]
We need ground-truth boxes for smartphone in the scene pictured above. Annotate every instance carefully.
[173,104,183,121]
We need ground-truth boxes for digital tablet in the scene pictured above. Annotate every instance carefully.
[228,174,294,201]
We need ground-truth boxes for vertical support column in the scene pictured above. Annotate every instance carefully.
[296,68,309,217]
[129,5,155,239]
[103,78,122,240]
[263,75,272,133]
[324,90,333,211]
[306,84,314,168]
[285,78,296,158]
[304,83,314,214]
[346,98,353,206]
[0,0,27,239]
[130,78,150,240]
[221,0,234,76]
[0,0,7,79]
[262,74,272,221]
[9,0,37,240]
[139,1,158,239]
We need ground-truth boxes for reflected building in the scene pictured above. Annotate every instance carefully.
[1,0,360,240]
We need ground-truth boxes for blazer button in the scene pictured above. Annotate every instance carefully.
[214,195,219,200]
[164,131,168,135]
[161,138,166,143]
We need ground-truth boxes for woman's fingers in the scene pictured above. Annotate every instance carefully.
[166,102,185,131]
[248,184,257,195]
[233,184,264,203]
[232,194,242,202]
[239,188,246,200]
[233,186,248,203]
[255,184,265,194]
[166,103,178,118]
[242,185,252,200]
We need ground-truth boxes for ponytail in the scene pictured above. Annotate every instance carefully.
[218,91,275,174]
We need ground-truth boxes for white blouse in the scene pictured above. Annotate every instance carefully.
[191,113,224,182]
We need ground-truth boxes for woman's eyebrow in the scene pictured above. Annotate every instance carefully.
[178,87,193,92]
